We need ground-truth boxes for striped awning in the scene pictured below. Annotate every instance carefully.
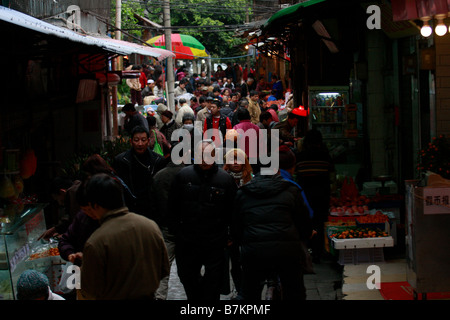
[392,0,450,22]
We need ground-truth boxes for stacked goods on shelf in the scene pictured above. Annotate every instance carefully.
[326,176,397,264]
[330,228,388,239]
[327,209,394,264]
[28,247,60,261]
[355,210,391,232]
[356,211,389,223]
[25,242,63,291]
[330,177,370,216]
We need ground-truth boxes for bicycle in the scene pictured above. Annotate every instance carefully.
[263,273,283,300]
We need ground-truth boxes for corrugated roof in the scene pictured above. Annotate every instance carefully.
[0,6,175,61]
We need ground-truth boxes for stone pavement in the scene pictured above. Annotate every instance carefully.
[166,255,344,300]
[341,258,407,300]
[304,255,344,300]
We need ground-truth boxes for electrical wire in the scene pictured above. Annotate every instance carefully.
[136,0,279,12]
[86,0,271,38]
[95,0,280,16]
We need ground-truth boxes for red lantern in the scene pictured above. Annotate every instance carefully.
[292,105,309,117]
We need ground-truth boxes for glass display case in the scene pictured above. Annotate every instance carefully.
[308,86,349,139]
[0,203,55,300]
[308,86,363,176]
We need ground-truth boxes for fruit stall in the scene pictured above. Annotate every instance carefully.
[325,176,401,265]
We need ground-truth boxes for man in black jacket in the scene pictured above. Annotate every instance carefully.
[122,103,149,136]
[150,145,186,300]
[113,126,167,223]
[168,140,237,300]
[232,146,314,300]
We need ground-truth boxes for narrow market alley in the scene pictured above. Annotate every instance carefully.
[167,256,345,301]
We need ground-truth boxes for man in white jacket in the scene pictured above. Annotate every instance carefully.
[175,98,195,126]
[174,78,188,97]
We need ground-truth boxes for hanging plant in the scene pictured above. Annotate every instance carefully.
[417,135,450,179]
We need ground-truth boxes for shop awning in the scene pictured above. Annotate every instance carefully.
[392,0,450,22]
[262,0,326,30]
[0,6,175,61]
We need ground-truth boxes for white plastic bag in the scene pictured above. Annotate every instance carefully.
[56,262,75,294]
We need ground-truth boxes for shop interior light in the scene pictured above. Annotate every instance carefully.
[435,21,447,36]
[435,15,447,36]
[319,92,339,96]
[420,20,432,37]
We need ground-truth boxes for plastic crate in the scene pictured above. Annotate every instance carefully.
[332,236,394,249]
[355,221,390,232]
[338,247,385,265]
[326,225,357,256]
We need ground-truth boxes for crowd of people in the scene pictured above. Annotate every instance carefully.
[19,62,336,302]
[122,61,294,135]
[121,62,296,167]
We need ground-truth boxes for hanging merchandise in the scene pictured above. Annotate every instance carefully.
[0,175,16,199]
[19,149,37,179]
[152,130,164,156]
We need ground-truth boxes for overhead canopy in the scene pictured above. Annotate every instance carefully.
[262,0,326,30]
[0,6,175,61]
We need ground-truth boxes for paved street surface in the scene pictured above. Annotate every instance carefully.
[166,254,344,300]
[304,255,344,300]
[166,260,187,300]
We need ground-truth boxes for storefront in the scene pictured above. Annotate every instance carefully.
[248,0,433,264]
[0,6,174,299]
[254,0,365,174]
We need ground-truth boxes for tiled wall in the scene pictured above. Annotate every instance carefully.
[435,34,450,137]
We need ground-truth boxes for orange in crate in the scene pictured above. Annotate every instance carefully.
[356,211,389,224]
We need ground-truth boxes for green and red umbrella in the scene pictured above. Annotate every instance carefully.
[147,34,209,60]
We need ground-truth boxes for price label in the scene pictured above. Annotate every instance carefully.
[9,243,30,273]
[422,187,450,215]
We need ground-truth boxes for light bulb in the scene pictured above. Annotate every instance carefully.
[421,24,432,37]
[435,20,447,36]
